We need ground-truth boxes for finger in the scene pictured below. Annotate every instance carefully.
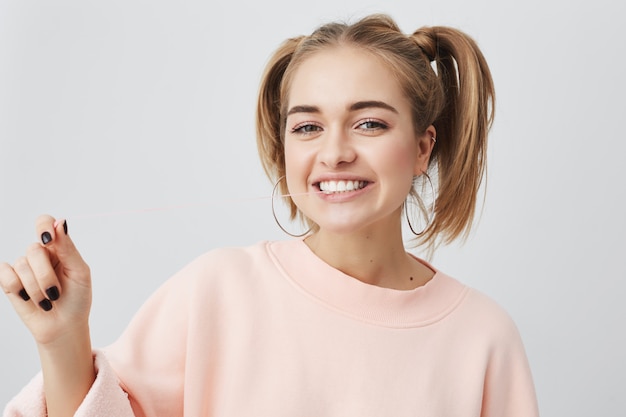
[26,242,62,303]
[0,262,30,301]
[12,257,53,312]
[35,214,57,246]
[0,263,40,318]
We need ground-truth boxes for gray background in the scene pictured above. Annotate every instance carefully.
[1,0,624,415]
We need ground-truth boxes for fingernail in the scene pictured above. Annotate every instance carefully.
[39,299,53,311]
[46,286,60,301]
[19,289,30,301]
[41,232,52,245]
[63,220,68,235]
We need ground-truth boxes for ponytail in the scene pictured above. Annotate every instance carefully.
[256,36,304,220]
[412,26,495,246]
[257,36,303,180]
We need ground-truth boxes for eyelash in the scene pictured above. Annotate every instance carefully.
[290,119,389,135]
[356,119,388,131]
[290,123,322,135]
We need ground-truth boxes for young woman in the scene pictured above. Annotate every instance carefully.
[2,14,539,417]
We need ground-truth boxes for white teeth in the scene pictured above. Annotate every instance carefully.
[319,180,366,194]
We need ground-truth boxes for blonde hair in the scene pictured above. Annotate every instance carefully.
[257,14,495,247]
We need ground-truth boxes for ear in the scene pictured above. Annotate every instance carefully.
[414,125,436,175]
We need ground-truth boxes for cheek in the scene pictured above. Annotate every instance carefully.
[284,141,309,190]
[283,141,298,176]
[373,140,418,178]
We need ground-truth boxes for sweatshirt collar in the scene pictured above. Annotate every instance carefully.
[267,239,468,328]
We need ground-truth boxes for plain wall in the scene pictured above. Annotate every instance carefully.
[1,0,624,415]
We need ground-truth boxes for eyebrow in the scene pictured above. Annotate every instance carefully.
[349,100,398,114]
[286,105,320,116]
[286,100,398,116]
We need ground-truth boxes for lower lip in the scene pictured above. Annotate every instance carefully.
[313,183,373,202]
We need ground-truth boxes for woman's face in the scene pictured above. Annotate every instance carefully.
[284,46,432,236]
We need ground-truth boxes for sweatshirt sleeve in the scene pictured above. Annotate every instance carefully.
[4,253,204,417]
[480,314,540,417]
[100,254,205,417]
[2,351,134,417]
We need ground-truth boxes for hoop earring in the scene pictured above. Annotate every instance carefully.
[271,176,312,238]
[405,172,436,236]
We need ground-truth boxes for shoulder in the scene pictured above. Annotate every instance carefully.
[435,271,525,349]
[162,241,290,298]
[175,241,274,278]
[430,274,539,414]
[462,287,517,326]
[447,282,539,414]
[462,286,526,351]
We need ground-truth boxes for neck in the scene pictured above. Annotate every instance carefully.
[304,221,434,290]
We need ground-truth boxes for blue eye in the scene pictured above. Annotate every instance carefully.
[357,120,388,131]
[291,123,322,134]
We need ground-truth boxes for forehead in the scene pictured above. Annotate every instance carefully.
[286,46,409,110]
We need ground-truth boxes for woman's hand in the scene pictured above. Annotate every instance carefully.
[1,215,96,416]
[0,214,92,346]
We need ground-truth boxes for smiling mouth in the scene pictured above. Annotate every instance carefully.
[317,180,369,194]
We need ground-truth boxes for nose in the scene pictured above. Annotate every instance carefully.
[317,128,356,168]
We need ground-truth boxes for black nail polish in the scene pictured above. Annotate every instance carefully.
[19,289,30,301]
[46,286,60,301]
[39,299,53,311]
[41,231,52,245]
[63,220,68,235]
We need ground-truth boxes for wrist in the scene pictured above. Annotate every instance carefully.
[37,324,96,417]
[36,320,91,350]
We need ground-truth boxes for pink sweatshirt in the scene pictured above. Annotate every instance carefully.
[4,240,539,416]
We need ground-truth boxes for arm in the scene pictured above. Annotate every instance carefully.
[3,216,190,416]
[481,316,540,417]
[4,351,134,417]
[1,216,99,416]
[37,326,95,417]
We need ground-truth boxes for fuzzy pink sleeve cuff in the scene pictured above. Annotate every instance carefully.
[3,350,134,417]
